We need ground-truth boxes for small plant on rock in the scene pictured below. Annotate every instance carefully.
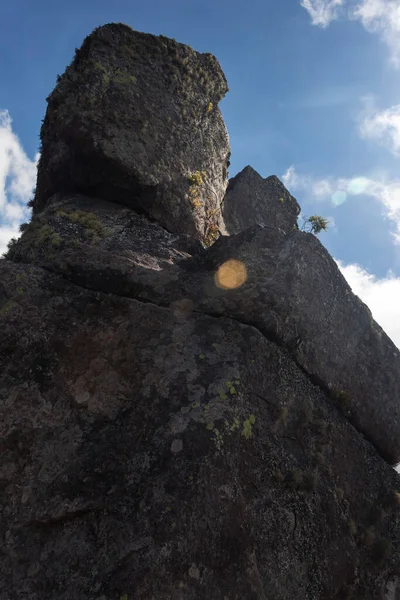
[300,215,329,235]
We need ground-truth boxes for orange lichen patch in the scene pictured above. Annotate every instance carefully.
[214,259,247,290]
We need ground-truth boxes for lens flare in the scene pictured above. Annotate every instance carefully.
[215,259,247,290]
[347,177,369,195]
[331,190,347,206]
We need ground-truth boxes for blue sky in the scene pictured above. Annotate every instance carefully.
[2,0,400,346]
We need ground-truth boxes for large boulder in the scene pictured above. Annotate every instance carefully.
[32,23,230,243]
[176,226,400,464]
[1,259,400,599]
[8,192,400,464]
[222,165,300,234]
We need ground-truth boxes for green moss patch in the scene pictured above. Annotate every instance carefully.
[57,209,105,244]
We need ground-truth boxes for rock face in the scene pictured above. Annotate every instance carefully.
[9,195,400,463]
[33,23,230,243]
[179,225,400,464]
[2,259,400,600]
[222,165,300,234]
[2,23,400,600]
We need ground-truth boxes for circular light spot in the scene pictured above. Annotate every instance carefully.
[215,259,247,290]
[332,190,347,206]
[347,177,369,195]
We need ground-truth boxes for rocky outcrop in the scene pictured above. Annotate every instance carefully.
[2,22,400,600]
[33,23,230,242]
[1,259,400,599]
[7,193,198,300]
[179,225,400,465]
[9,193,400,463]
[222,165,300,234]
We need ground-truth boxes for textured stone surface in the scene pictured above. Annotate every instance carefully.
[33,23,230,242]
[176,225,400,464]
[7,193,199,301]
[8,194,400,464]
[1,259,400,600]
[222,166,300,235]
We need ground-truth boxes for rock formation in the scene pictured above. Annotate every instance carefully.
[222,165,301,235]
[33,23,230,242]
[1,22,400,600]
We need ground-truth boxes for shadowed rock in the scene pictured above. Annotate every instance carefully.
[222,166,300,234]
[178,225,400,464]
[33,23,230,243]
[1,259,400,599]
[7,193,200,300]
[9,193,400,463]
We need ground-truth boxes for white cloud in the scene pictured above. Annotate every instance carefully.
[352,0,400,66]
[283,166,400,243]
[0,109,38,255]
[300,0,344,27]
[301,0,400,66]
[0,224,21,257]
[282,166,302,190]
[4,202,26,222]
[359,101,400,155]
[337,260,400,349]
[283,166,347,201]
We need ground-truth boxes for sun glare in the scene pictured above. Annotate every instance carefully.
[215,259,248,290]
